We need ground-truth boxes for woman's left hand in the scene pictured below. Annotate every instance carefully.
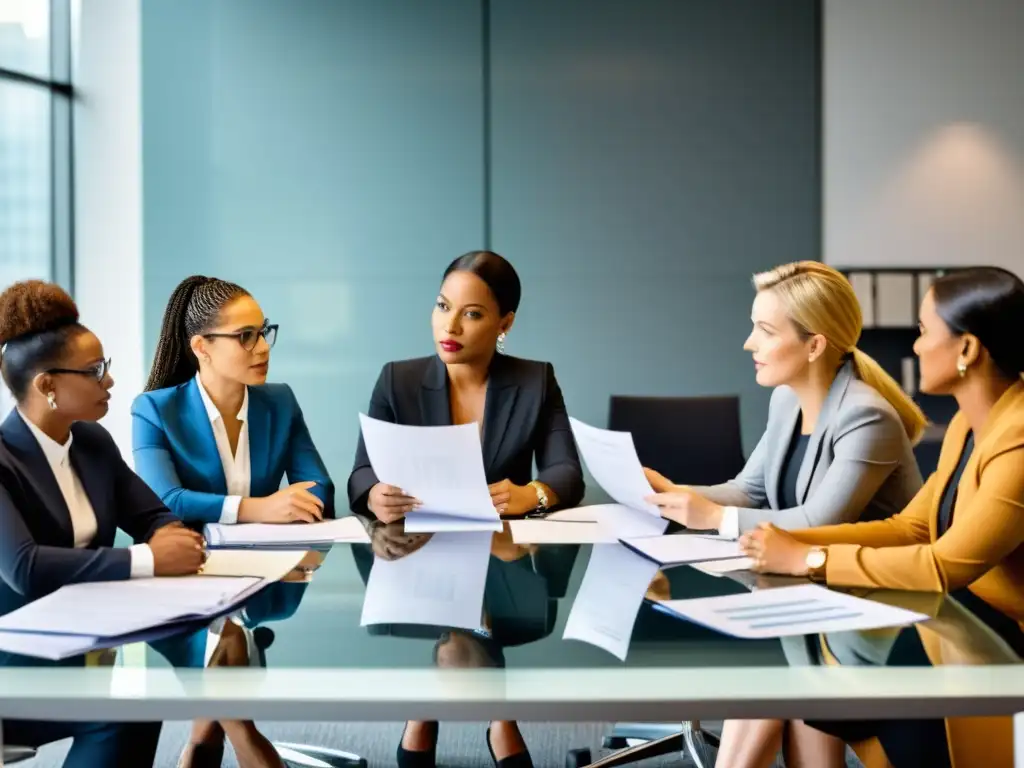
[645,489,724,530]
[489,479,539,517]
[740,523,812,576]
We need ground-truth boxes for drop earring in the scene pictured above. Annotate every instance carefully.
[957,360,968,378]
[496,332,507,354]
[46,392,58,411]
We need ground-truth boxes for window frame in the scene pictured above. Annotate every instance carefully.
[0,0,75,294]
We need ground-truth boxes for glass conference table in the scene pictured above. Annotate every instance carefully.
[2,518,1024,768]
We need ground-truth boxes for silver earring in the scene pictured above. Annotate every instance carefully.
[496,332,507,354]
[957,360,968,378]
[46,392,57,411]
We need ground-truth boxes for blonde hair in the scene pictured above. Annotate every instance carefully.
[753,261,927,444]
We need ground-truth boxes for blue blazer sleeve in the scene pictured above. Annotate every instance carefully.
[131,394,226,525]
[281,385,336,518]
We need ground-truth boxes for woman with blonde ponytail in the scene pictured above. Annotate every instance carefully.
[644,261,926,768]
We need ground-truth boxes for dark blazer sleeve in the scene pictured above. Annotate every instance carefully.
[347,363,394,515]
[0,483,131,600]
[534,363,585,509]
[282,384,336,518]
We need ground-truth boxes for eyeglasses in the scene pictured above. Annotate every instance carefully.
[203,322,278,352]
[47,358,112,382]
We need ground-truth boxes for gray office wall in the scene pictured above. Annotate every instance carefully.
[141,0,820,493]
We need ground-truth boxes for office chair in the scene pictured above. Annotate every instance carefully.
[566,396,746,767]
[608,395,746,486]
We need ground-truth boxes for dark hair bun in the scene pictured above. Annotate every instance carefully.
[0,280,79,346]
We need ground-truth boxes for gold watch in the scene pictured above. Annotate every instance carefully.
[805,547,828,581]
[527,481,549,511]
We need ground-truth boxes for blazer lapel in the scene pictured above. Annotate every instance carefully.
[795,360,856,503]
[482,354,520,472]
[185,378,228,495]
[419,356,453,427]
[246,387,271,492]
[69,434,114,545]
[0,410,74,544]
[766,403,799,510]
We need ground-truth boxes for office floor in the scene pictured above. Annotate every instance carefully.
[28,720,864,766]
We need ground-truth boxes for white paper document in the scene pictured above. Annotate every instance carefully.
[0,576,263,638]
[360,531,492,631]
[568,418,668,537]
[0,630,101,661]
[508,520,617,545]
[545,508,601,522]
[562,544,661,660]
[205,516,370,548]
[690,557,754,577]
[200,549,307,581]
[620,534,743,566]
[656,584,929,639]
[359,414,501,532]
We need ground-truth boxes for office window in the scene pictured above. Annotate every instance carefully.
[0,0,72,414]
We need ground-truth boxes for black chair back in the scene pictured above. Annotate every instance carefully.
[608,395,745,486]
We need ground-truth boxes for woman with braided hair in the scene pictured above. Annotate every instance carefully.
[0,280,206,767]
[132,275,334,767]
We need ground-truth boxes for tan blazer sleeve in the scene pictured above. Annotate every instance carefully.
[793,470,938,548]
[823,447,1024,591]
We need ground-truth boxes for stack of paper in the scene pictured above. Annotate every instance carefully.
[0,551,308,661]
[359,414,501,532]
[619,534,743,567]
[655,584,929,639]
[205,516,370,548]
[508,519,616,544]
[568,418,668,538]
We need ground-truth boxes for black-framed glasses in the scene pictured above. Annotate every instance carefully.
[204,322,278,352]
[47,358,112,382]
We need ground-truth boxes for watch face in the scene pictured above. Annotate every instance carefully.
[807,548,827,569]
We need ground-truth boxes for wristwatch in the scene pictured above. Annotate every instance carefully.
[527,481,549,511]
[805,546,828,581]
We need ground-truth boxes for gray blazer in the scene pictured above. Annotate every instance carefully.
[694,361,923,534]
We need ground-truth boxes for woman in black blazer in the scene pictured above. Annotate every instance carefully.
[0,281,206,767]
[348,251,585,768]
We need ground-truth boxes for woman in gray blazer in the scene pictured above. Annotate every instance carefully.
[645,261,926,768]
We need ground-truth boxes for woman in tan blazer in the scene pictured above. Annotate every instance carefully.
[741,267,1024,768]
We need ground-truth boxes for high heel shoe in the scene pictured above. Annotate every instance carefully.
[486,727,534,768]
[396,721,438,768]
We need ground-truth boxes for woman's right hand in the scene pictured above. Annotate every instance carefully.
[150,526,206,576]
[367,483,421,524]
[644,467,678,493]
[369,520,432,561]
[238,481,324,524]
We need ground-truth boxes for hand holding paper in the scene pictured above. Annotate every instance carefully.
[358,414,501,532]
[568,418,667,537]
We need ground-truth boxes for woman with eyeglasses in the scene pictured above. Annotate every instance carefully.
[0,280,205,767]
[132,275,334,768]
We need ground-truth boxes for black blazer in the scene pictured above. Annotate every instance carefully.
[348,354,585,515]
[0,409,179,625]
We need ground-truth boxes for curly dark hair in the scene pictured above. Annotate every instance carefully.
[0,280,83,400]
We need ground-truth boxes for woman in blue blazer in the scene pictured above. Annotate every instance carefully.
[0,280,206,767]
[132,275,334,768]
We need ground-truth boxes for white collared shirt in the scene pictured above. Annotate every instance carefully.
[19,411,153,577]
[195,374,250,525]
